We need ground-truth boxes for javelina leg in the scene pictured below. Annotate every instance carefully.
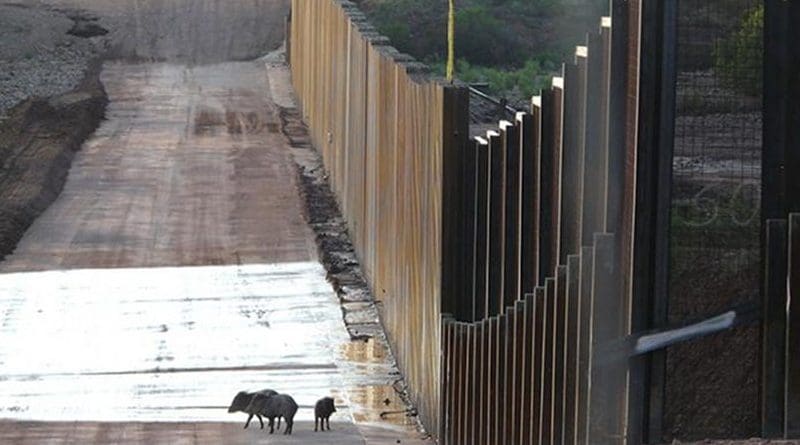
[268,417,275,434]
[277,416,281,429]
[244,413,254,429]
[257,414,264,429]
[285,419,293,435]
[315,417,319,432]
[326,416,330,431]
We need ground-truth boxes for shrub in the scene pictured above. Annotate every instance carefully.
[433,56,559,99]
[454,6,522,66]
[712,5,763,96]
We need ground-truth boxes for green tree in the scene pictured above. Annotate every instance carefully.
[713,5,763,96]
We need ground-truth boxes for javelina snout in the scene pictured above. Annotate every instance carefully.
[314,396,336,432]
[228,391,252,414]
[246,393,298,435]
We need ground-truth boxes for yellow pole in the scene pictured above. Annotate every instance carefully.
[446,0,455,82]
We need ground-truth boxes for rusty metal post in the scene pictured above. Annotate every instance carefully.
[565,254,582,444]
[553,266,569,444]
[474,137,491,320]
[532,287,546,443]
[762,219,788,437]
[441,318,453,445]
[541,278,556,444]
[512,300,526,445]
[518,111,541,295]
[462,324,473,444]
[576,246,595,445]
[502,119,522,308]
[560,59,586,262]
[487,130,506,316]
[787,214,800,437]
[588,233,623,445]
[487,316,498,444]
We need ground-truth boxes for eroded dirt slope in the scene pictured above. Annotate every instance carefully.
[0,62,107,260]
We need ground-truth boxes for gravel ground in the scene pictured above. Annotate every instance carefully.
[0,3,107,120]
[0,0,290,121]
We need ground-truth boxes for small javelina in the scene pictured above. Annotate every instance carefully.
[246,393,298,435]
[227,389,279,429]
[314,396,336,431]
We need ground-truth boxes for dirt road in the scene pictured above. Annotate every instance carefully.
[0,61,314,271]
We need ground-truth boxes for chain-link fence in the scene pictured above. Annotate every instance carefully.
[666,0,763,440]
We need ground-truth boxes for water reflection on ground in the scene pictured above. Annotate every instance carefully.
[339,339,419,429]
[0,262,430,442]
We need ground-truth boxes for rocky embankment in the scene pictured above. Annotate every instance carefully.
[0,3,109,258]
[0,3,108,120]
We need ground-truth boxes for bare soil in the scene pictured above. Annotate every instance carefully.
[0,61,107,260]
[665,247,761,441]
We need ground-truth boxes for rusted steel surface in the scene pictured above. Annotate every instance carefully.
[564,254,581,444]
[561,61,585,262]
[553,266,568,445]
[511,301,525,445]
[474,137,491,320]
[289,1,469,433]
[290,1,664,443]
[787,214,800,437]
[577,246,595,445]
[502,120,522,308]
[550,76,565,274]
[487,129,506,317]
[518,111,540,295]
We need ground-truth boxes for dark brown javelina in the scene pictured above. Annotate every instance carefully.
[314,396,336,431]
[246,393,298,435]
[227,389,278,429]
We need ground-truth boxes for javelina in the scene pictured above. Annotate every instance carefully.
[314,396,336,431]
[227,389,278,429]
[246,392,298,434]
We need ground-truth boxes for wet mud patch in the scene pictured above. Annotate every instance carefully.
[277,106,374,340]
[0,59,107,260]
[66,12,108,38]
[193,108,224,135]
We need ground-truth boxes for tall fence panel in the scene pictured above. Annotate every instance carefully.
[289,0,687,442]
[439,9,635,443]
[289,0,468,432]
[437,0,682,441]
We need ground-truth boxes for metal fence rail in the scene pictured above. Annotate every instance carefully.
[762,213,800,438]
